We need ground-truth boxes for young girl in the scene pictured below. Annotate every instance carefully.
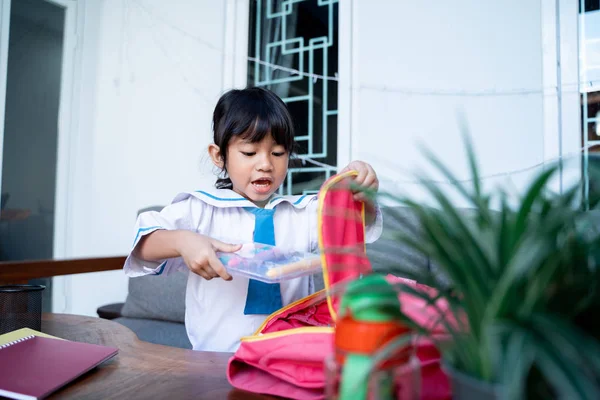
[124,87,382,352]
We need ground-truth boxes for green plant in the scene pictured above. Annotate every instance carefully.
[363,134,600,399]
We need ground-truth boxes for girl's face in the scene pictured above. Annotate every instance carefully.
[211,134,289,207]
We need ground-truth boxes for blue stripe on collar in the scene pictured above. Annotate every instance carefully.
[195,190,248,202]
[172,190,256,209]
[266,194,315,209]
[294,195,307,205]
[173,190,316,209]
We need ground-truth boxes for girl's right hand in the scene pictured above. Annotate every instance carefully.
[175,231,241,280]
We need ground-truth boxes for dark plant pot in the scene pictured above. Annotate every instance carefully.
[443,362,502,400]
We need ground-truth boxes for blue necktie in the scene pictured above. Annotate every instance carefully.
[244,208,283,315]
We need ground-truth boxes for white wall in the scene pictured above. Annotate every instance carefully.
[583,10,600,89]
[54,0,243,316]
[340,0,581,206]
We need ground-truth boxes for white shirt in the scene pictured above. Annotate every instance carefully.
[123,187,383,352]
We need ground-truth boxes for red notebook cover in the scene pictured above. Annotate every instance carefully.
[0,335,118,399]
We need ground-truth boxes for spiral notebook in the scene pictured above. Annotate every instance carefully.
[0,335,118,400]
[0,328,63,346]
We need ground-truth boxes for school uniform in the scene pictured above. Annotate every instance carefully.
[123,187,383,352]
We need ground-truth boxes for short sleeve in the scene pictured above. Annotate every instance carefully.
[365,203,383,243]
[123,197,203,277]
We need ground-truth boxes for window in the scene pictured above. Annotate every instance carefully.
[248,0,339,195]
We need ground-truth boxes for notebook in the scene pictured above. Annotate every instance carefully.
[0,335,118,400]
[0,328,64,346]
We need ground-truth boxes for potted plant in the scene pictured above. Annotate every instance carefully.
[357,134,600,399]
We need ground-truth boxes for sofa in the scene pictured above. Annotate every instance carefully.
[97,206,441,349]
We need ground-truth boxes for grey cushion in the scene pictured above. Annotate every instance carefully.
[114,317,191,349]
[313,273,325,292]
[367,206,431,278]
[121,270,188,324]
[367,206,455,287]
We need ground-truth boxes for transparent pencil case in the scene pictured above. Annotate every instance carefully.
[217,242,322,283]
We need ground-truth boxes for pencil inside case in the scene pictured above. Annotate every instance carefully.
[217,242,322,283]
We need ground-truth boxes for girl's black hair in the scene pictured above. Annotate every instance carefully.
[212,87,296,189]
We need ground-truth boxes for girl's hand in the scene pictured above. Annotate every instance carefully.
[176,231,241,280]
[340,160,379,202]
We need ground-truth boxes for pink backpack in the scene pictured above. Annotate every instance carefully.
[227,172,452,399]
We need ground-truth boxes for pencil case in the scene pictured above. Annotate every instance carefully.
[217,243,322,283]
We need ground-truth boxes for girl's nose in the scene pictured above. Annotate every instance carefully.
[256,154,274,171]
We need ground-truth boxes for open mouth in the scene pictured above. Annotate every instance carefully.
[251,178,273,194]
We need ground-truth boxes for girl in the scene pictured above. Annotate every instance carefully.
[124,87,382,352]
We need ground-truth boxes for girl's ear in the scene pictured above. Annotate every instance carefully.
[208,144,224,168]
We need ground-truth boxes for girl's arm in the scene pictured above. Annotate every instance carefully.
[135,229,241,281]
[135,229,188,261]
[124,197,240,280]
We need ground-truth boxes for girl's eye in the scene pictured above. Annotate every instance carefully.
[241,152,256,156]
[272,152,285,157]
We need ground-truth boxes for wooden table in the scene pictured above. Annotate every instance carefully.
[41,313,279,399]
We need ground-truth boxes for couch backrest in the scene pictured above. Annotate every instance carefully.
[121,205,188,324]
[121,271,188,323]
[367,206,429,277]
[366,206,476,287]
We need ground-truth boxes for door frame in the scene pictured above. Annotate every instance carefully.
[46,0,84,260]
[0,0,84,312]
[46,0,85,314]
[0,0,10,209]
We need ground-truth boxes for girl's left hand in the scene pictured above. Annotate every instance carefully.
[340,160,379,202]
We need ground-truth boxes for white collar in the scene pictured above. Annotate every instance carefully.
[172,187,315,209]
